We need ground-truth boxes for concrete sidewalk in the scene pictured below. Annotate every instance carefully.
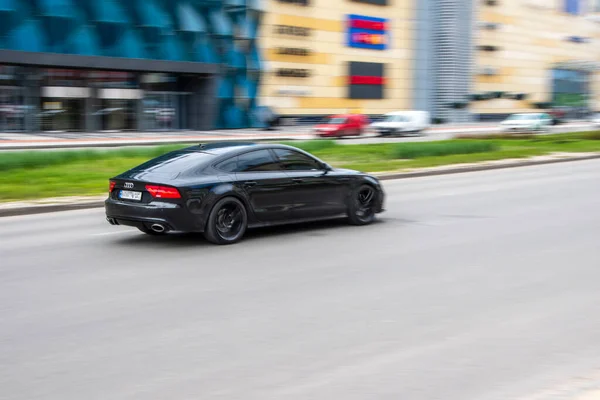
[0,123,500,150]
[0,121,596,150]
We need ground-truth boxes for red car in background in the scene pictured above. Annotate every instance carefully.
[314,114,369,138]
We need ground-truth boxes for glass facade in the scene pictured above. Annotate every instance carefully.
[0,65,30,132]
[552,69,590,108]
[90,71,138,132]
[0,66,213,132]
[0,0,264,131]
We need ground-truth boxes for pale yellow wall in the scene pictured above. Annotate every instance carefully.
[259,0,415,115]
[261,0,600,117]
[473,1,600,114]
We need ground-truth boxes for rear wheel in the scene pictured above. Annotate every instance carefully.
[204,197,248,245]
[347,184,378,226]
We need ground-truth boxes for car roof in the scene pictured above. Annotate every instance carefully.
[129,142,313,178]
[182,142,306,157]
[183,142,257,155]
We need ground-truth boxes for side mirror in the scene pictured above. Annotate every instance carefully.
[321,162,333,171]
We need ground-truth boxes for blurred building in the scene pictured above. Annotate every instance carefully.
[1,0,599,132]
[260,0,600,123]
[260,0,418,122]
[472,0,600,121]
[0,0,264,132]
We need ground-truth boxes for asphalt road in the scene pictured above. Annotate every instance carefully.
[2,160,600,400]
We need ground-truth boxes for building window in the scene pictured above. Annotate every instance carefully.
[552,68,590,108]
[565,0,581,15]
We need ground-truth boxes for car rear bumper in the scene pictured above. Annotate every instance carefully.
[105,198,204,232]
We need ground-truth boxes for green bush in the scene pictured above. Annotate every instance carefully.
[455,133,536,140]
[577,131,600,140]
[392,141,499,159]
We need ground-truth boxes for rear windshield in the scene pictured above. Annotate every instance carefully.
[129,150,216,175]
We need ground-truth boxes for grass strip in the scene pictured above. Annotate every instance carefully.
[1,132,600,202]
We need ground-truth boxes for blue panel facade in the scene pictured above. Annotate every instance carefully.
[0,0,264,129]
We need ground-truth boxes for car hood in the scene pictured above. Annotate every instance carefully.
[333,168,360,174]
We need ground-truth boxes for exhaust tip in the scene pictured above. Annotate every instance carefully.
[150,224,166,233]
[106,217,117,225]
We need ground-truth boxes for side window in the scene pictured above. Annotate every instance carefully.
[273,149,321,171]
[236,150,280,172]
[215,157,237,173]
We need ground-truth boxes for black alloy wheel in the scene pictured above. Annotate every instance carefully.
[348,184,377,226]
[204,197,248,245]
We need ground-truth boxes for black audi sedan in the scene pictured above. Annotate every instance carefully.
[105,142,385,244]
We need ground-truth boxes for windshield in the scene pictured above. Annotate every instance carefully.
[384,115,407,122]
[327,117,347,124]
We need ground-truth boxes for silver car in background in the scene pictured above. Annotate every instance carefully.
[500,113,553,132]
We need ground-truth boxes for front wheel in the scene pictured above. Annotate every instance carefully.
[347,184,378,226]
[204,197,248,245]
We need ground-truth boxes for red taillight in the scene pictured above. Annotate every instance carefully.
[109,181,116,193]
[145,185,181,199]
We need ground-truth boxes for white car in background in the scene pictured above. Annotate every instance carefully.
[500,113,553,132]
[370,111,431,137]
[591,113,600,126]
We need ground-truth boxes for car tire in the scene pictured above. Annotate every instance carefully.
[204,197,248,245]
[347,184,378,226]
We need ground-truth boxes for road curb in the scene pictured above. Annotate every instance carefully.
[0,200,106,218]
[2,153,600,218]
[374,153,600,180]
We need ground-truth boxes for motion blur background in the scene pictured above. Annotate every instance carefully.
[0,0,598,131]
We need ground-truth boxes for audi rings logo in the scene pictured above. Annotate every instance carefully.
[124,182,134,189]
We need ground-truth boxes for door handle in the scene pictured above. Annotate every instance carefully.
[292,178,303,184]
[337,178,350,182]
[243,181,257,187]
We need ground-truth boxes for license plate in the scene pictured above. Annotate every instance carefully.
[119,190,142,201]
